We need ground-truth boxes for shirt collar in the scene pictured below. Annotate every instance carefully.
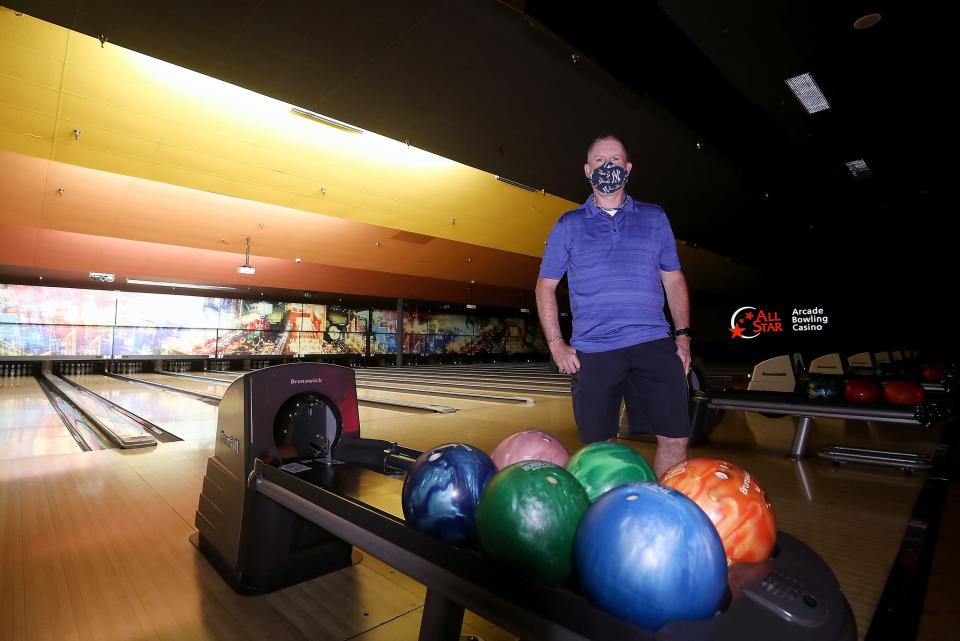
[583,194,632,218]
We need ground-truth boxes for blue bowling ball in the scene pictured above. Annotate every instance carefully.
[402,443,496,546]
[574,483,727,631]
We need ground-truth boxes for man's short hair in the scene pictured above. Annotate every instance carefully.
[586,134,630,162]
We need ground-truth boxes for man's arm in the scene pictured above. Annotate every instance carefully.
[661,269,691,374]
[535,277,580,374]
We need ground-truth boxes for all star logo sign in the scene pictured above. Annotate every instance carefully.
[729,306,783,339]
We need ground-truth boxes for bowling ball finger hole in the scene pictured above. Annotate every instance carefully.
[802,594,817,608]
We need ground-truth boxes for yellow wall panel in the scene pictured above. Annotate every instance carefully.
[0,103,56,138]
[64,29,142,76]
[54,120,160,161]
[287,195,361,219]
[61,63,173,120]
[160,122,259,165]
[0,44,64,89]
[152,144,239,178]
[231,164,320,196]
[0,74,60,115]
[0,128,53,157]
[0,10,68,56]
[0,10,580,258]
[225,181,298,208]
[144,164,234,196]
[59,94,168,140]
[52,142,153,178]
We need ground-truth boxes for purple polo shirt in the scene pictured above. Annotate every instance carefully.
[539,195,682,353]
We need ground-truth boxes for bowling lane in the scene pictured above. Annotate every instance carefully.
[0,376,82,460]
[72,374,218,442]
[150,372,495,412]
[128,372,232,396]
[191,370,243,380]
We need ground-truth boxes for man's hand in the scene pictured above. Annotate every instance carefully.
[550,341,580,375]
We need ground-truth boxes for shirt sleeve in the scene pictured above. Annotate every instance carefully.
[658,210,682,272]
[538,217,569,279]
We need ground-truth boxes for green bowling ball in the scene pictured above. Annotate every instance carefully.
[475,461,590,586]
[565,442,656,502]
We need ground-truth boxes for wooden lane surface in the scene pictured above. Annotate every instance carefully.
[142,372,497,412]
[71,374,219,442]
[0,376,81,461]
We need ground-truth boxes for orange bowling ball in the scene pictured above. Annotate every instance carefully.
[661,458,776,565]
[882,379,925,404]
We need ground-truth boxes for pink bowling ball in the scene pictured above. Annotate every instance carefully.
[490,429,570,469]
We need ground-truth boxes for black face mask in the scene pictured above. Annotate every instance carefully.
[589,161,629,194]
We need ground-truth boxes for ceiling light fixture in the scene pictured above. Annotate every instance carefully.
[237,236,256,275]
[290,107,364,134]
[785,73,831,113]
[126,279,236,290]
[495,175,540,192]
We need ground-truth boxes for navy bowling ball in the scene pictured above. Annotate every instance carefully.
[401,443,496,546]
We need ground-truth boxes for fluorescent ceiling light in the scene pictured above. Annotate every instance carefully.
[290,107,364,133]
[785,73,831,113]
[495,175,540,192]
[126,279,236,290]
[845,159,872,178]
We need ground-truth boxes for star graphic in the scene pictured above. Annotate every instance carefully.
[744,312,754,320]
[729,325,745,339]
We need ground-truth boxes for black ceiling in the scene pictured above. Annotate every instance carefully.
[7,0,948,301]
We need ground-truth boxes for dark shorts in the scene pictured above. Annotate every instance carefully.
[571,337,690,443]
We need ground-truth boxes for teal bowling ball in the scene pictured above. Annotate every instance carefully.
[565,442,656,502]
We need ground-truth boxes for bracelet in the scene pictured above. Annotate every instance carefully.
[547,336,564,345]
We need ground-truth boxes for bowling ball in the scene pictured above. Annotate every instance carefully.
[883,379,925,404]
[843,377,881,403]
[401,443,496,547]
[575,483,727,631]
[564,442,656,502]
[921,364,945,382]
[475,461,589,586]
[490,429,570,469]
[804,375,843,400]
[661,458,776,564]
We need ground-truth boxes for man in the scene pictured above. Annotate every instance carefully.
[535,134,692,478]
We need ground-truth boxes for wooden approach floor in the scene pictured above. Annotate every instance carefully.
[0,368,952,641]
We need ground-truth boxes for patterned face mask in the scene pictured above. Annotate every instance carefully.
[589,161,629,194]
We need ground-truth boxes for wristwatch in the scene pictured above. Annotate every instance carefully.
[673,327,692,339]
